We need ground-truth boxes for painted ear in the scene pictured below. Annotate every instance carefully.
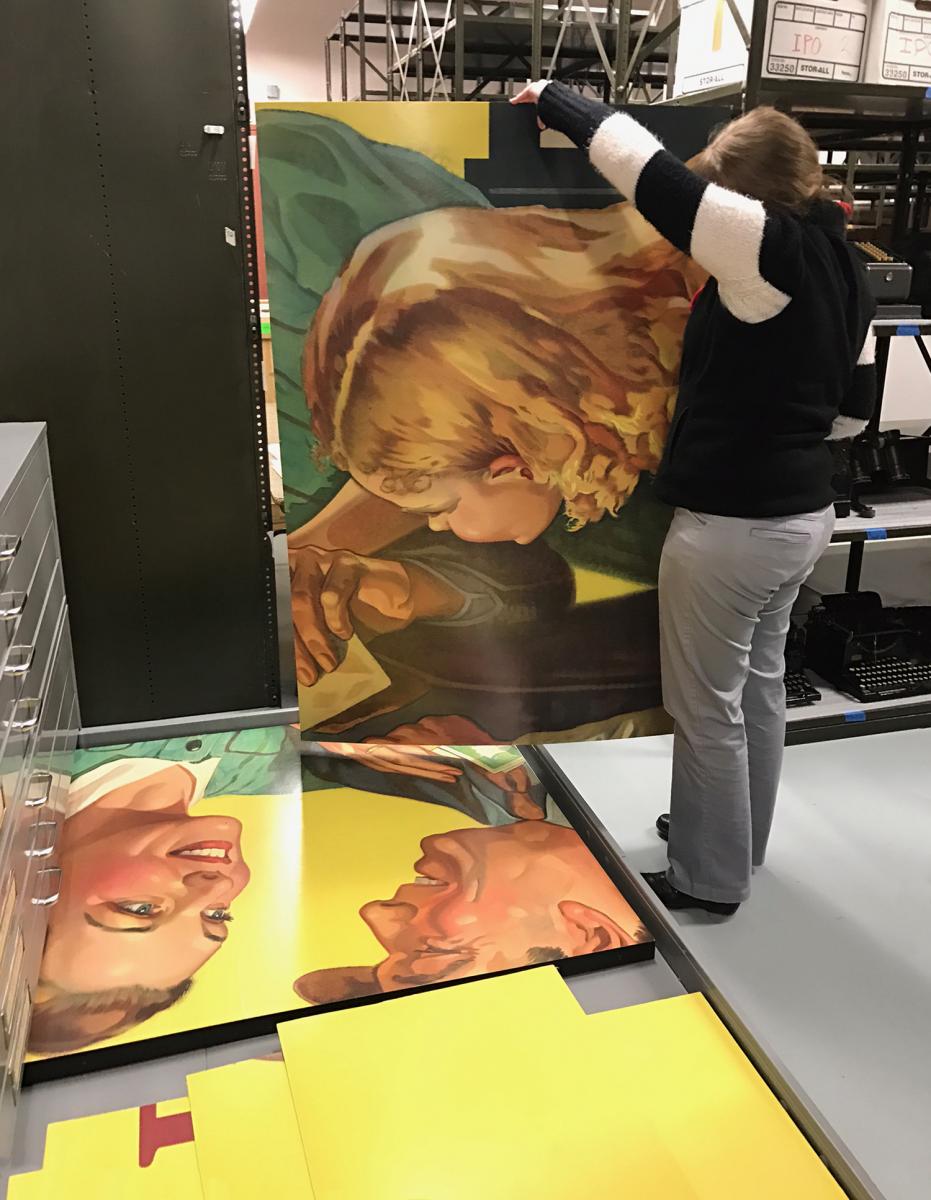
[488,454,533,481]
[293,966,381,1005]
[558,900,636,952]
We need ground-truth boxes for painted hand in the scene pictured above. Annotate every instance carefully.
[317,741,464,784]
[288,546,417,687]
[369,716,545,817]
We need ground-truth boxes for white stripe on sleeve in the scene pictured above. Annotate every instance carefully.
[827,415,868,441]
[691,186,790,324]
[588,111,664,200]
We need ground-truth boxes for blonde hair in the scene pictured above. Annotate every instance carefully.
[304,203,704,527]
[693,107,825,212]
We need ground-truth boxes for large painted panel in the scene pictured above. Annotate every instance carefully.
[257,102,718,744]
[27,728,651,1078]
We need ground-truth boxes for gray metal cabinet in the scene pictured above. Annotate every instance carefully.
[0,424,79,1153]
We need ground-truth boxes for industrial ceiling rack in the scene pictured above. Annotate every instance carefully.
[324,1,677,104]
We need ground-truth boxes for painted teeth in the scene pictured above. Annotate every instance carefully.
[176,848,227,859]
[413,875,443,886]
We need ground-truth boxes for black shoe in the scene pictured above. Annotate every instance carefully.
[642,871,740,917]
[656,813,670,842]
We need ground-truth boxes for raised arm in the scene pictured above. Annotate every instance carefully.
[519,81,805,324]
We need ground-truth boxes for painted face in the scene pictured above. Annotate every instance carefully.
[41,784,250,994]
[356,457,562,545]
[361,821,631,992]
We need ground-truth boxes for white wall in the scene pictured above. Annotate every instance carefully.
[246,0,344,103]
[883,335,931,429]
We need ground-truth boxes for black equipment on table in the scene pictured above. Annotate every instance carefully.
[804,593,931,703]
[832,430,931,520]
[784,623,821,708]
[852,241,913,303]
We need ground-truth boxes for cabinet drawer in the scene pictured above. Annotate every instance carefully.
[0,611,65,905]
[0,563,64,756]
[19,672,71,989]
[0,595,65,820]
[0,479,52,596]
[0,516,57,659]
[0,452,48,574]
[0,869,19,1054]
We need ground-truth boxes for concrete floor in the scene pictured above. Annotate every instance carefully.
[548,729,931,1200]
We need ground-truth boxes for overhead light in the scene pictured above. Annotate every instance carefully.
[239,0,259,31]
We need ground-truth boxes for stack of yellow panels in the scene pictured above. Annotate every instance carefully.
[8,968,847,1200]
[6,1097,202,1199]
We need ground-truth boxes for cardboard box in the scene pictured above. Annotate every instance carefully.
[673,0,871,95]
[674,0,755,95]
[863,0,931,85]
[765,0,871,81]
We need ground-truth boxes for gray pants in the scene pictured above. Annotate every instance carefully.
[658,506,835,903]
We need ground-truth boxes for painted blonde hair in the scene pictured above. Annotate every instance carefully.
[304,203,704,527]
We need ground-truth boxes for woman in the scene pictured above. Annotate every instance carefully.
[512,83,876,915]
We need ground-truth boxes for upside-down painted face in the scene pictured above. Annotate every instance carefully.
[40,765,251,995]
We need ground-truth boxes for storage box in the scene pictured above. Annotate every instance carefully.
[863,0,931,85]
[673,0,871,95]
[765,0,871,81]
[674,0,755,96]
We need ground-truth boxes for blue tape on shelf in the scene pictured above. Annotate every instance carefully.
[896,324,921,336]
[866,528,888,540]
[844,711,867,723]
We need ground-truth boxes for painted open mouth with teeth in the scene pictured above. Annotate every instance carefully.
[169,841,233,864]
[411,858,449,887]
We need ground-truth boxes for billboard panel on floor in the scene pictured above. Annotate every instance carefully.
[26,728,651,1078]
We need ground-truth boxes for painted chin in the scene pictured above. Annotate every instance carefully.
[449,524,540,545]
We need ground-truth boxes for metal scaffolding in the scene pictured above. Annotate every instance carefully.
[325,1,677,104]
[323,0,931,235]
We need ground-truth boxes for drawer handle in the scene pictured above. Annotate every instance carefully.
[6,698,41,732]
[31,866,62,907]
[2,644,34,679]
[0,536,20,564]
[25,820,57,859]
[0,592,27,622]
[25,770,53,808]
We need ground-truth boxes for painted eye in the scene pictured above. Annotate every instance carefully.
[114,901,160,917]
[203,908,234,923]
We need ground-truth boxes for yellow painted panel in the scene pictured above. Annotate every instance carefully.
[587,995,846,1198]
[280,980,844,1200]
[255,102,489,179]
[276,967,667,1200]
[58,786,487,1054]
[8,1100,201,1199]
[188,1057,314,1200]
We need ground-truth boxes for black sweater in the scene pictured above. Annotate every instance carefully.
[537,83,877,519]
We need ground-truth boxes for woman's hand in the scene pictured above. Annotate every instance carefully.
[510,80,550,128]
[289,546,419,686]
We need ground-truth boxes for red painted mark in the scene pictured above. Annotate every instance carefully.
[138,1103,195,1168]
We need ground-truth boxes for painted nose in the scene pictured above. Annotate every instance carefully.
[182,870,233,891]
